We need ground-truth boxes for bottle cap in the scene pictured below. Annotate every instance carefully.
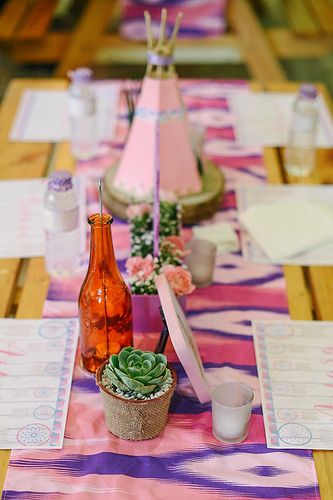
[48,170,73,192]
[67,67,93,84]
[300,84,317,99]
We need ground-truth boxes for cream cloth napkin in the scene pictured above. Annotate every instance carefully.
[193,222,239,253]
[239,200,333,262]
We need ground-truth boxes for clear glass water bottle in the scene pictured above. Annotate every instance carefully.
[44,170,80,277]
[285,84,319,177]
[68,67,97,161]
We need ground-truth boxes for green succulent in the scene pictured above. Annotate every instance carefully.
[104,347,171,397]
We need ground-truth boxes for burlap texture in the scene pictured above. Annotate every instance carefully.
[97,363,177,440]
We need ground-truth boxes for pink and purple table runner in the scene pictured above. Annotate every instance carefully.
[2,81,320,499]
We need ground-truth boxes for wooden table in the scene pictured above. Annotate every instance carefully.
[0,78,332,498]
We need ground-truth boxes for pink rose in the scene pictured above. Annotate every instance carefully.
[126,203,152,220]
[162,265,195,296]
[162,235,189,258]
[125,255,154,280]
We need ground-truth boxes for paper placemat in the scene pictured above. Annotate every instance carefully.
[230,91,333,147]
[237,185,333,265]
[0,318,78,449]
[253,320,333,450]
[10,82,120,142]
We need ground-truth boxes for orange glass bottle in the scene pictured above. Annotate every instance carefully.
[79,213,133,373]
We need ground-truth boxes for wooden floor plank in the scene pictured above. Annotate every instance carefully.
[282,0,321,36]
[268,28,333,59]
[55,0,117,77]
[228,0,286,83]
[9,33,74,63]
[0,0,30,40]
[309,0,333,35]
[7,28,333,65]
[16,0,58,40]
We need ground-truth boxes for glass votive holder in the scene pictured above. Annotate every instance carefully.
[211,381,254,443]
[185,239,216,288]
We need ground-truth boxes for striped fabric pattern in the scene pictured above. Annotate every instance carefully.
[120,0,227,40]
[2,80,320,499]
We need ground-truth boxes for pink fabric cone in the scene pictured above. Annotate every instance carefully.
[113,77,202,197]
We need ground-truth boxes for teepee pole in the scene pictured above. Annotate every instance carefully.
[158,8,167,50]
[144,10,153,49]
[169,12,183,50]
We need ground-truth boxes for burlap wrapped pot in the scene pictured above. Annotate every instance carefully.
[96,360,177,440]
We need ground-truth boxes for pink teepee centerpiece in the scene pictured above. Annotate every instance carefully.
[113,10,201,198]
[103,9,224,223]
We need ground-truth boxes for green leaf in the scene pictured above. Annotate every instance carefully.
[141,359,153,374]
[109,354,119,370]
[126,364,143,378]
[111,377,132,392]
[136,374,162,385]
[145,363,166,380]
[118,347,134,371]
[146,375,164,386]
[118,373,150,392]
[155,353,167,365]
[140,352,156,364]
[139,383,159,395]
[112,364,131,384]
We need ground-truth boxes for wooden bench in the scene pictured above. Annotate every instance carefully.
[0,0,284,82]
[282,0,333,37]
[0,0,332,83]
[0,0,117,71]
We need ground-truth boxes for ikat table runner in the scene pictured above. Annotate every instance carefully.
[2,81,320,499]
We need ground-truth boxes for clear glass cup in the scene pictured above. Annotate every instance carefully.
[211,381,254,443]
[185,238,216,287]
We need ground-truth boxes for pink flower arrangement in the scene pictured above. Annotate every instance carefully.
[161,235,190,258]
[126,256,194,296]
[125,255,154,281]
[161,265,195,296]
[126,200,194,296]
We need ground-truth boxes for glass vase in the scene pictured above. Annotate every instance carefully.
[79,213,133,373]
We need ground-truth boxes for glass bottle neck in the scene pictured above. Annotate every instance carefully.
[88,214,118,272]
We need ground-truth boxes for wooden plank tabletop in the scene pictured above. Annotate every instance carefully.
[259,80,333,499]
[0,78,332,498]
[0,78,72,493]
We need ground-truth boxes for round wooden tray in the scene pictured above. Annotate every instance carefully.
[103,159,225,224]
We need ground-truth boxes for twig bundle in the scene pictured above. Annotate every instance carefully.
[144,9,183,78]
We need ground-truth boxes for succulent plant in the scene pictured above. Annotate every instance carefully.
[104,347,171,397]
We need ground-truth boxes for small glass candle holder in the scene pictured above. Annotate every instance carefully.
[185,239,216,288]
[211,381,254,443]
